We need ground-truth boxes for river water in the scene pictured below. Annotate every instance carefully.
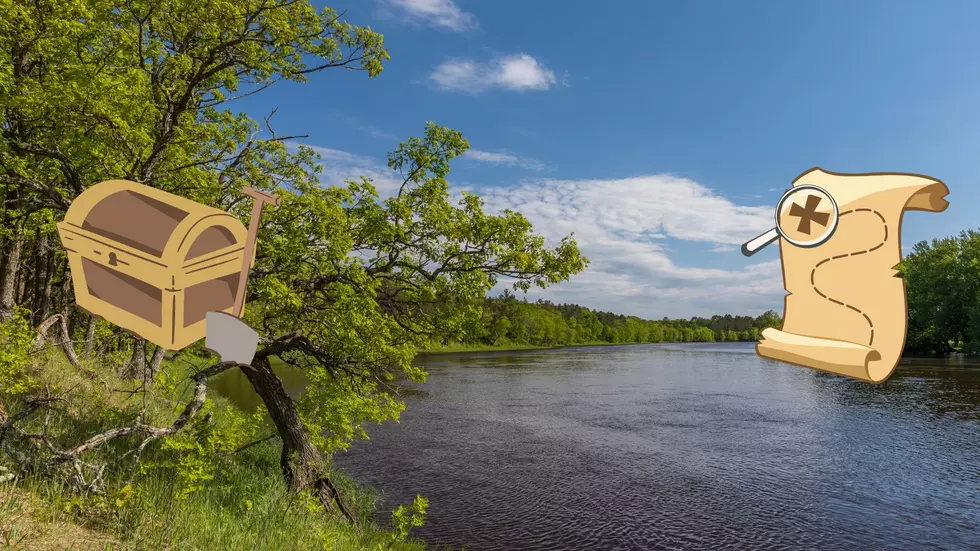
[325,343,979,551]
[211,342,980,550]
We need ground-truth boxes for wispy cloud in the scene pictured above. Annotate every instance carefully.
[332,112,399,141]
[430,54,558,93]
[286,142,403,195]
[359,124,398,141]
[286,142,783,317]
[381,0,477,32]
[464,149,545,171]
[474,176,783,317]
[475,176,773,247]
[560,70,571,88]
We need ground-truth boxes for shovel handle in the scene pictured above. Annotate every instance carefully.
[231,187,279,318]
[242,186,280,207]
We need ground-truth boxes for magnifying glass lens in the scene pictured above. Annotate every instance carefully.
[776,186,838,247]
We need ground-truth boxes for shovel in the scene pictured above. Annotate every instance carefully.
[205,187,279,364]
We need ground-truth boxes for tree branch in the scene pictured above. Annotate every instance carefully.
[54,361,243,461]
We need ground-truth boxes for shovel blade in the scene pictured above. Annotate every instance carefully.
[205,311,259,365]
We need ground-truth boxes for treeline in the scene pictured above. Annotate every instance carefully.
[449,227,980,355]
[452,290,783,348]
[903,229,980,355]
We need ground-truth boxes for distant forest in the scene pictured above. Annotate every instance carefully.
[450,229,980,354]
[448,290,783,348]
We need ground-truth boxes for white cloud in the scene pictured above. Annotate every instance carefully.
[287,142,404,196]
[286,142,784,318]
[430,54,557,93]
[474,176,784,317]
[464,149,545,171]
[383,0,477,31]
[476,176,772,246]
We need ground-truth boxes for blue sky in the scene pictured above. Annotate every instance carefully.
[237,0,979,319]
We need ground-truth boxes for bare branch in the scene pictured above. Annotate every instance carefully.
[54,361,242,460]
[227,433,278,455]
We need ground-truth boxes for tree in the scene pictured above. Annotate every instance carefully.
[243,122,586,510]
[0,0,574,522]
[489,316,511,345]
[754,310,782,330]
[0,0,388,378]
[901,230,980,354]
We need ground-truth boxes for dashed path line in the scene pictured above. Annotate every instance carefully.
[809,208,888,347]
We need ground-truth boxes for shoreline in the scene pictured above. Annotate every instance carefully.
[416,341,757,355]
[416,342,980,360]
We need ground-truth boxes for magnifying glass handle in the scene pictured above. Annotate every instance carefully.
[741,228,779,257]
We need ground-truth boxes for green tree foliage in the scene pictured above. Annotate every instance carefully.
[439,296,781,348]
[249,121,587,453]
[0,0,388,210]
[902,230,980,355]
[390,495,429,543]
[0,307,34,396]
[0,0,585,517]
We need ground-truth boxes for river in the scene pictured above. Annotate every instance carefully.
[215,342,980,550]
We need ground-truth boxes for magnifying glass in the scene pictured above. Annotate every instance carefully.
[741,184,839,257]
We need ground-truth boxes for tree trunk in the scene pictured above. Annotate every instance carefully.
[0,230,23,320]
[66,307,77,341]
[15,254,27,306]
[120,337,146,380]
[0,236,6,303]
[84,314,98,358]
[31,229,45,325]
[34,314,83,371]
[239,357,355,523]
[147,345,167,384]
[40,244,56,323]
[59,262,74,322]
[31,232,54,326]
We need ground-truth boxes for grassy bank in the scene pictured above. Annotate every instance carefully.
[1,445,420,550]
[0,353,432,551]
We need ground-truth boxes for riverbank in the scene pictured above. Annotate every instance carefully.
[0,355,428,551]
[419,341,980,359]
[419,343,563,354]
[417,340,758,354]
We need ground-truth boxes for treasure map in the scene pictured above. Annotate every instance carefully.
[757,168,950,383]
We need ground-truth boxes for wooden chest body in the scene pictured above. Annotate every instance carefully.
[56,180,249,350]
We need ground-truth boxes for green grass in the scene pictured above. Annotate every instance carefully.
[0,352,437,551]
[3,445,426,550]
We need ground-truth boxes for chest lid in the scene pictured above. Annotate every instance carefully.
[62,180,248,265]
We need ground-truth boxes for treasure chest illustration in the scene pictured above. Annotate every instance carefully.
[55,180,273,350]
